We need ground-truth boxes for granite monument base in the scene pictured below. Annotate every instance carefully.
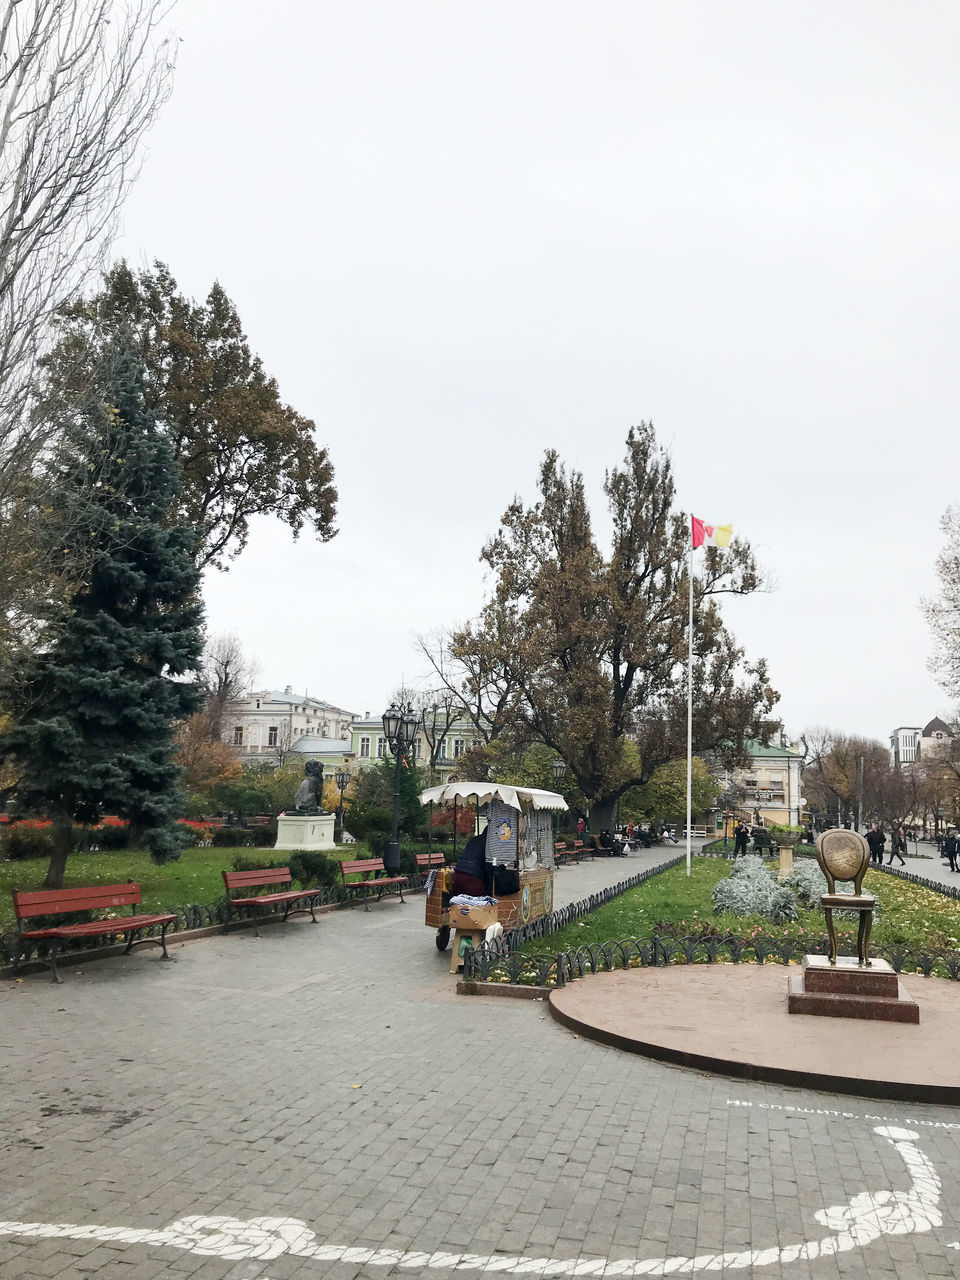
[788,955,919,1023]
[274,812,335,851]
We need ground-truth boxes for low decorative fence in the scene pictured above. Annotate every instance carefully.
[462,931,960,987]
[462,857,960,989]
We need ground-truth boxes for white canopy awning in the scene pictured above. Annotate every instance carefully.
[418,781,568,813]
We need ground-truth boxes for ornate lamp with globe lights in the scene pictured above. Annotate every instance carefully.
[334,767,350,844]
[382,702,420,873]
[552,758,566,841]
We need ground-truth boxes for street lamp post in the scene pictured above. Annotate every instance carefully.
[552,759,566,843]
[382,702,420,874]
[334,767,350,844]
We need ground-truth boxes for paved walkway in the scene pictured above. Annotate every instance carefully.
[2,848,960,1279]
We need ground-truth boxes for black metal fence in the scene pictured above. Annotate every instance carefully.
[463,858,960,988]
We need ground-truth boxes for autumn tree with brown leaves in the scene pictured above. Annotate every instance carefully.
[449,425,778,830]
[39,261,338,570]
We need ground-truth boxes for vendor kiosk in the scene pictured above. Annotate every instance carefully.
[418,781,567,966]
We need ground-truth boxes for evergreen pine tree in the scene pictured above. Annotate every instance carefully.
[0,343,204,887]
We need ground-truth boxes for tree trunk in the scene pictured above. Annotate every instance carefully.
[590,799,617,833]
[43,822,74,890]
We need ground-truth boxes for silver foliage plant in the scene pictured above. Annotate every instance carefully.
[782,856,828,907]
[712,854,798,925]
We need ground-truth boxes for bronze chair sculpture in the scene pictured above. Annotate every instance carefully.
[814,829,874,966]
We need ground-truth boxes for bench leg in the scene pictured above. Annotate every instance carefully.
[48,941,63,984]
[308,895,319,923]
[158,921,173,961]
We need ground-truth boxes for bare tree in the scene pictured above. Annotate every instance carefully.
[414,689,462,784]
[417,626,522,745]
[923,505,960,696]
[202,631,258,742]
[0,1,176,653]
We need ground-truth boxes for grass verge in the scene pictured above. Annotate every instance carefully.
[517,856,960,957]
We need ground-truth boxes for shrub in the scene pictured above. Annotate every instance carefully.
[210,825,250,847]
[244,823,278,848]
[783,856,828,907]
[712,855,798,924]
[96,822,130,850]
[287,851,340,888]
[1,823,56,860]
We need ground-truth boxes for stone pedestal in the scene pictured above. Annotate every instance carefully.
[777,845,794,880]
[274,812,335,851]
[788,955,919,1023]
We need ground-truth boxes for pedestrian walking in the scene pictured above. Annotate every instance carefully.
[577,816,585,839]
[865,823,885,866]
[945,830,958,873]
[885,825,905,867]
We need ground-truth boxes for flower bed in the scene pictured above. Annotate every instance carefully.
[463,858,960,988]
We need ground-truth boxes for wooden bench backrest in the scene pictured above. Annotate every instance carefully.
[222,868,293,893]
[554,842,567,851]
[339,857,385,879]
[13,882,141,922]
[573,840,584,849]
[415,852,446,868]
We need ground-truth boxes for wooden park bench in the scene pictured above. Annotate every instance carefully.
[11,882,176,984]
[339,857,407,910]
[554,841,577,865]
[415,851,447,872]
[572,839,593,861]
[221,867,322,935]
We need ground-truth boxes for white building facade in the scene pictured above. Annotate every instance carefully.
[225,687,357,761]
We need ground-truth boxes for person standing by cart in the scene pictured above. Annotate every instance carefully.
[451,829,492,897]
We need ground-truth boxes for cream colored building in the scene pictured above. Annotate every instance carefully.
[225,687,357,760]
[719,739,804,830]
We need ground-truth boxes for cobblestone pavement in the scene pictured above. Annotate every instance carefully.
[3,850,960,1280]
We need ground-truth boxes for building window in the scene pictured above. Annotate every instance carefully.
[268,726,278,746]
[360,736,370,758]
[438,739,447,759]
[233,726,243,746]
[255,700,260,710]
[453,739,464,758]
[377,737,387,758]
[414,739,422,758]
[745,777,757,788]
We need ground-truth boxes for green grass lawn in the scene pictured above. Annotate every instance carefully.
[0,847,260,933]
[519,857,960,957]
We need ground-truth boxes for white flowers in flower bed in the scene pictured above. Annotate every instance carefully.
[712,854,798,924]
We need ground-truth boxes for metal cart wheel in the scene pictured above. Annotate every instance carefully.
[435,925,451,951]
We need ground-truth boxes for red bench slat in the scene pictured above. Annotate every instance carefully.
[13,883,141,919]
[222,869,293,891]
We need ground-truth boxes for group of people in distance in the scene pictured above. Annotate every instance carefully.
[864,823,907,867]
[572,817,675,855]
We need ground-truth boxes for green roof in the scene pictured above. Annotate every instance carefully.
[744,739,800,758]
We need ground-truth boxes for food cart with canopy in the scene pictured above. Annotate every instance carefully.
[418,780,568,954]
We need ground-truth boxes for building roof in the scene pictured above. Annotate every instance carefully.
[923,717,952,736]
[743,738,800,758]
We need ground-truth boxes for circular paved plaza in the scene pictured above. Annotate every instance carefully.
[2,848,960,1279]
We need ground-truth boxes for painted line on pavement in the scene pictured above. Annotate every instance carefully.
[0,1127,944,1276]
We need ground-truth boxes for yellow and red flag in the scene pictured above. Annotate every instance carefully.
[691,516,733,549]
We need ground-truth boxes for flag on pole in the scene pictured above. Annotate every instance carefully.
[691,516,733,549]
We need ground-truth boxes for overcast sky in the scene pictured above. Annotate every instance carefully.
[114,0,959,745]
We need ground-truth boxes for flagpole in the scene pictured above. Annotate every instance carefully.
[686,542,694,878]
